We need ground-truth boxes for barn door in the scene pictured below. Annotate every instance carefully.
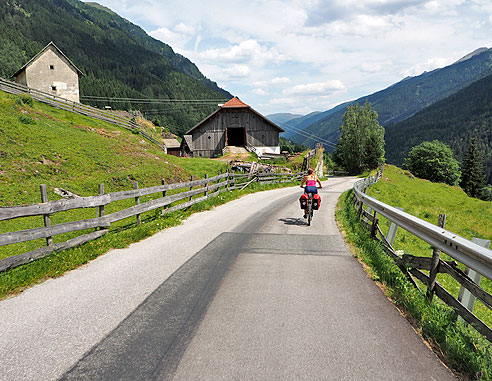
[226,127,246,146]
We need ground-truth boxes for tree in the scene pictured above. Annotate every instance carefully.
[404,140,461,185]
[333,102,385,174]
[460,138,486,198]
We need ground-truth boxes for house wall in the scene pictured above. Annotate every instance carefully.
[190,109,280,157]
[23,46,80,102]
[15,71,27,86]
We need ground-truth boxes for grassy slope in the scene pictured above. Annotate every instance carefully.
[366,165,492,327]
[0,91,227,257]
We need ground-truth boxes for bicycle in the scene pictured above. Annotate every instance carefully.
[300,186,321,226]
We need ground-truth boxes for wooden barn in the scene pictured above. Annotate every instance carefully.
[182,97,284,158]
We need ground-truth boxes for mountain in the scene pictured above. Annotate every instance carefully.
[290,48,492,150]
[266,113,303,126]
[385,74,492,184]
[0,0,232,136]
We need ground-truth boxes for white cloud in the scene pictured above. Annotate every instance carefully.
[402,57,455,77]
[150,22,195,49]
[90,0,492,114]
[253,88,269,96]
[283,81,345,96]
[253,77,291,87]
[197,40,286,65]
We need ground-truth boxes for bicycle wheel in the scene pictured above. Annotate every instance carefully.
[307,201,312,226]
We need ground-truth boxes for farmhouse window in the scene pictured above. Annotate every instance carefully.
[51,85,56,91]
[49,65,54,70]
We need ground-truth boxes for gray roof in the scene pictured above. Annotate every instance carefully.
[11,41,84,78]
[163,138,181,149]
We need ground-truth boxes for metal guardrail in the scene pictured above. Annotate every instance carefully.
[353,177,492,281]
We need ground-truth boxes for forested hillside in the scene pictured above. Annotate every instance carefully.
[290,49,492,149]
[385,74,492,184]
[0,0,232,136]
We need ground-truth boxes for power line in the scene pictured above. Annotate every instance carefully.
[275,121,338,148]
[80,95,228,104]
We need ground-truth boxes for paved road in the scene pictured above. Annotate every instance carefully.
[0,177,454,380]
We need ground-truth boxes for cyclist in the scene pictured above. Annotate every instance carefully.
[300,168,322,218]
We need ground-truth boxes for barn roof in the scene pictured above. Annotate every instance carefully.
[163,138,180,149]
[186,97,284,134]
[11,41,84,78]
[221,97,249,108]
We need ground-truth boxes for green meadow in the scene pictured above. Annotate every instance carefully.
[366,165,492,328]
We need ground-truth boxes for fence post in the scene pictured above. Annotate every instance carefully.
[427,213,446,301]
[386,207,404,247]
[161,179,166,198]
[204,174,209,197]
[371,210,378,237]
[97,183,105,230]
[40,184,53,246]
[133,182,141,225]
[458,238,490,321]
[189,176,194,201]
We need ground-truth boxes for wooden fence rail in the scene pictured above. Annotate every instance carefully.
[0,77,164,150]
[0,171,305,273]
[0,173,232,272]
[353,169,492,342]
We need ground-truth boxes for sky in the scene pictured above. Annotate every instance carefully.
[88,0,492,116]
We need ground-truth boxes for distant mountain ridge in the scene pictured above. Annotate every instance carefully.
[385,73,492,184]
[290,48,492,150]
[266,113,303,127]
[0,0,232,135]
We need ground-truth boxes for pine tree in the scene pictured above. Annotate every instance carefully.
[460,138,486,198]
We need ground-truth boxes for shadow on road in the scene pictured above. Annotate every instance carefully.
[278,217,307,226]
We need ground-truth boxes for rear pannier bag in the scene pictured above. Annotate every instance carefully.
[312,194,321,210]
[299,193,308,209]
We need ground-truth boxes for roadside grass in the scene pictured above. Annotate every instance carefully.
[0,177,299,299]
[336,189,492,379]
[365,165,492,328]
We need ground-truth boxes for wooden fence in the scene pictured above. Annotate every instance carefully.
[0,171,305,273]
[0,173,232,272]
[353,169,492,342]
[0,77,164,150]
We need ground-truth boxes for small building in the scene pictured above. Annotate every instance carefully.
[184,97,284,157]
[163,138,181,156]
[11,41,83,102]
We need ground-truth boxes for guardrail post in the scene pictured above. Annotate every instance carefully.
[133,182,141,225]
[386,207,404,247]
[458,238,490,321]
[97,183,105,230]
[204,174,209,197]
[427,213,446,301]
[189,176,194,201]
[371,210,378,237]
[40,184,53,246]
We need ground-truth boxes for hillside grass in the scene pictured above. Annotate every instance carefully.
[0,91,227,258]
[365,165,492,328]
[336,189,492,379]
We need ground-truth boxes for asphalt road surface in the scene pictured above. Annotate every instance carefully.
[0,177,455,380]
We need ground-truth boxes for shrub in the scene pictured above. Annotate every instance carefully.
[404,140,461,185]
[18,115,35,124]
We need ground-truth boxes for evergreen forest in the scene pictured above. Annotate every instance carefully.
[0,0,232,136]
[385,74,492,184]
